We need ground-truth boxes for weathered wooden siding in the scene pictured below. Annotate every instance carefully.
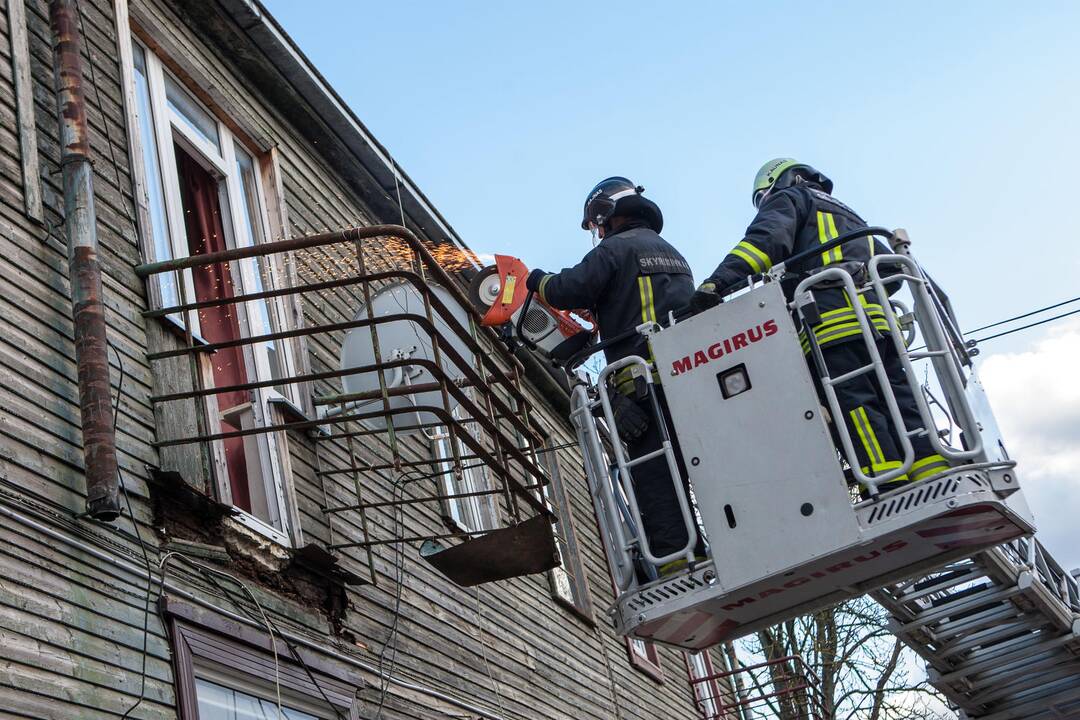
[0,0,725,718]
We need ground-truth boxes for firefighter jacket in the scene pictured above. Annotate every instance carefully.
[701,184,895,351]
[529,222,694,378]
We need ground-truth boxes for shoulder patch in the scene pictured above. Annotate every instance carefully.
[809,188,865,223]
[636,250,692,276]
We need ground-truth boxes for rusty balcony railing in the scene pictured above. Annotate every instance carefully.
[135,225,558,586]
[690,654,828,720]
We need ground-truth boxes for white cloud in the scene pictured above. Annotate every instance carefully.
[978,317,1080,571]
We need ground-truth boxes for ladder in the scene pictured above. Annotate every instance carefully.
[874,537,1080,719]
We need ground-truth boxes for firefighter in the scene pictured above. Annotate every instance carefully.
[690,159,949,491]
[527,177,703,574]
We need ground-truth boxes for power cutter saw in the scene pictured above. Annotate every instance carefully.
[468,255,595,365]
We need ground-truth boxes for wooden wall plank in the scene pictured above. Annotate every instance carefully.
[4,0,43,223]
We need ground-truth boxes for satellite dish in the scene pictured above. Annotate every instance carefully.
[339,282,474,435]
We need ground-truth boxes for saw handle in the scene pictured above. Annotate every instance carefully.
[514,289,540,352]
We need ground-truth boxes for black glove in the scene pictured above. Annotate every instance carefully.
[609,392,650,443]
[688,282,721,314]
[526,268,549,292]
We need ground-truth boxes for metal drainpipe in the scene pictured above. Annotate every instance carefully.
[48,0,120,520]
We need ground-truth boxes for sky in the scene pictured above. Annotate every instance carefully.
[264,2,1080,567]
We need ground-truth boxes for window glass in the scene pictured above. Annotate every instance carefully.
[235,147,285,385]
[688,652,720,718]
[164,73,221,153]
[196,677,320,720]
[132,44,177,309]
[433,416,497,533]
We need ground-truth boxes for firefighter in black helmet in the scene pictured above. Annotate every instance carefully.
[691,159,949,491]
[526,177,703,574]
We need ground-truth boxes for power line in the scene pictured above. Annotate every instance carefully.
[966,295,1080,336]
[970,306,1080,345]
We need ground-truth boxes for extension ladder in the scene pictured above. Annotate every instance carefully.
[875,537,1080,719]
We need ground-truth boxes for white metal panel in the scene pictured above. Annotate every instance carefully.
[649,282,861,590]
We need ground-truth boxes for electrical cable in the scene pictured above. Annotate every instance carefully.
[475,586,507,716]
[159,551,347,720]
[965,294,1080,336]
[160,552,284,719]
[64,9,158,707]
[969,306,1080,345]
[373,468,426,719]
[107,340,154,720]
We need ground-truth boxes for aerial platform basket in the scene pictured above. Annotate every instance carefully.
[571,228,1036,651]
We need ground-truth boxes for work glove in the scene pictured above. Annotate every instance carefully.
[526,268,549,292]
[688,282,721,315]
[608,392,650,443]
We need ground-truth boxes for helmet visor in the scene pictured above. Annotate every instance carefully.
[582,195,617,230]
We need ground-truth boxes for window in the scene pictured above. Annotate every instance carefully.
[687,651,722,719]
[539,447,593,622]
[196,676,321,720]
[129,40,298,545]
[166,601,361,719]
[628,636,664,682]
[431,407,499,533]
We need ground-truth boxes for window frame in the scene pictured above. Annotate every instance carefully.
[126,36,301,547]
[430,407,500,535]
[538,442,595,624]
[627,635,665,683]
[164,598,362,720]
[686,650,723,719]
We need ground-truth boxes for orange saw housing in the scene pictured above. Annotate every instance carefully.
[479,256,592,338]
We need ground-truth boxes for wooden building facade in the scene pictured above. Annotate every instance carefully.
[0,0,739,718]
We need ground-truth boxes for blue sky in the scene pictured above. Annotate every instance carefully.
[265,1,1080,565]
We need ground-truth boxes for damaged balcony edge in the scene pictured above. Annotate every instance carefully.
[147,468,364,633]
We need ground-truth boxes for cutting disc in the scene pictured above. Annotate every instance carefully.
[467,264,503,315]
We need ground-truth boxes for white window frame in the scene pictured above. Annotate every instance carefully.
[431,408,499,534]
[129,39,299,546]
[687,651,722,719]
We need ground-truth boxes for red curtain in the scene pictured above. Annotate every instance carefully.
[176,147,253,512]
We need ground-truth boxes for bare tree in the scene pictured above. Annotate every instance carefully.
[729,597,952,720]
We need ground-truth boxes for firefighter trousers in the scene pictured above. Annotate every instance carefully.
[624,386,703,559]
[812,339,950,487]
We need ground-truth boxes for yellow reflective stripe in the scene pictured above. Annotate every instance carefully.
[859,464,909,488]
[731,247,763,274]
[644,276,656,322]
[738,241,772,272]
[859,407,887,466]
[816,211,829,265]
[850,407,882,466]
[860,461,904,474]
[637,276,657,324]
[538,274,554,304]
[825,213,843,264]
[911,454,950,481]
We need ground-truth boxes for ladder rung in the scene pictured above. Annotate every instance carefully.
[928,604,1023,642]
[898,585,1021,633]
[939,618,1040,659]
[937,633,1074,685]
[968,661,1080,706]
[898,567,985,604]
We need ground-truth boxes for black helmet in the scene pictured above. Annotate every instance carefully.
[581,176,663,233]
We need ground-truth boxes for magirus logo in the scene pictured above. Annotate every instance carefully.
[670,319,779,376]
